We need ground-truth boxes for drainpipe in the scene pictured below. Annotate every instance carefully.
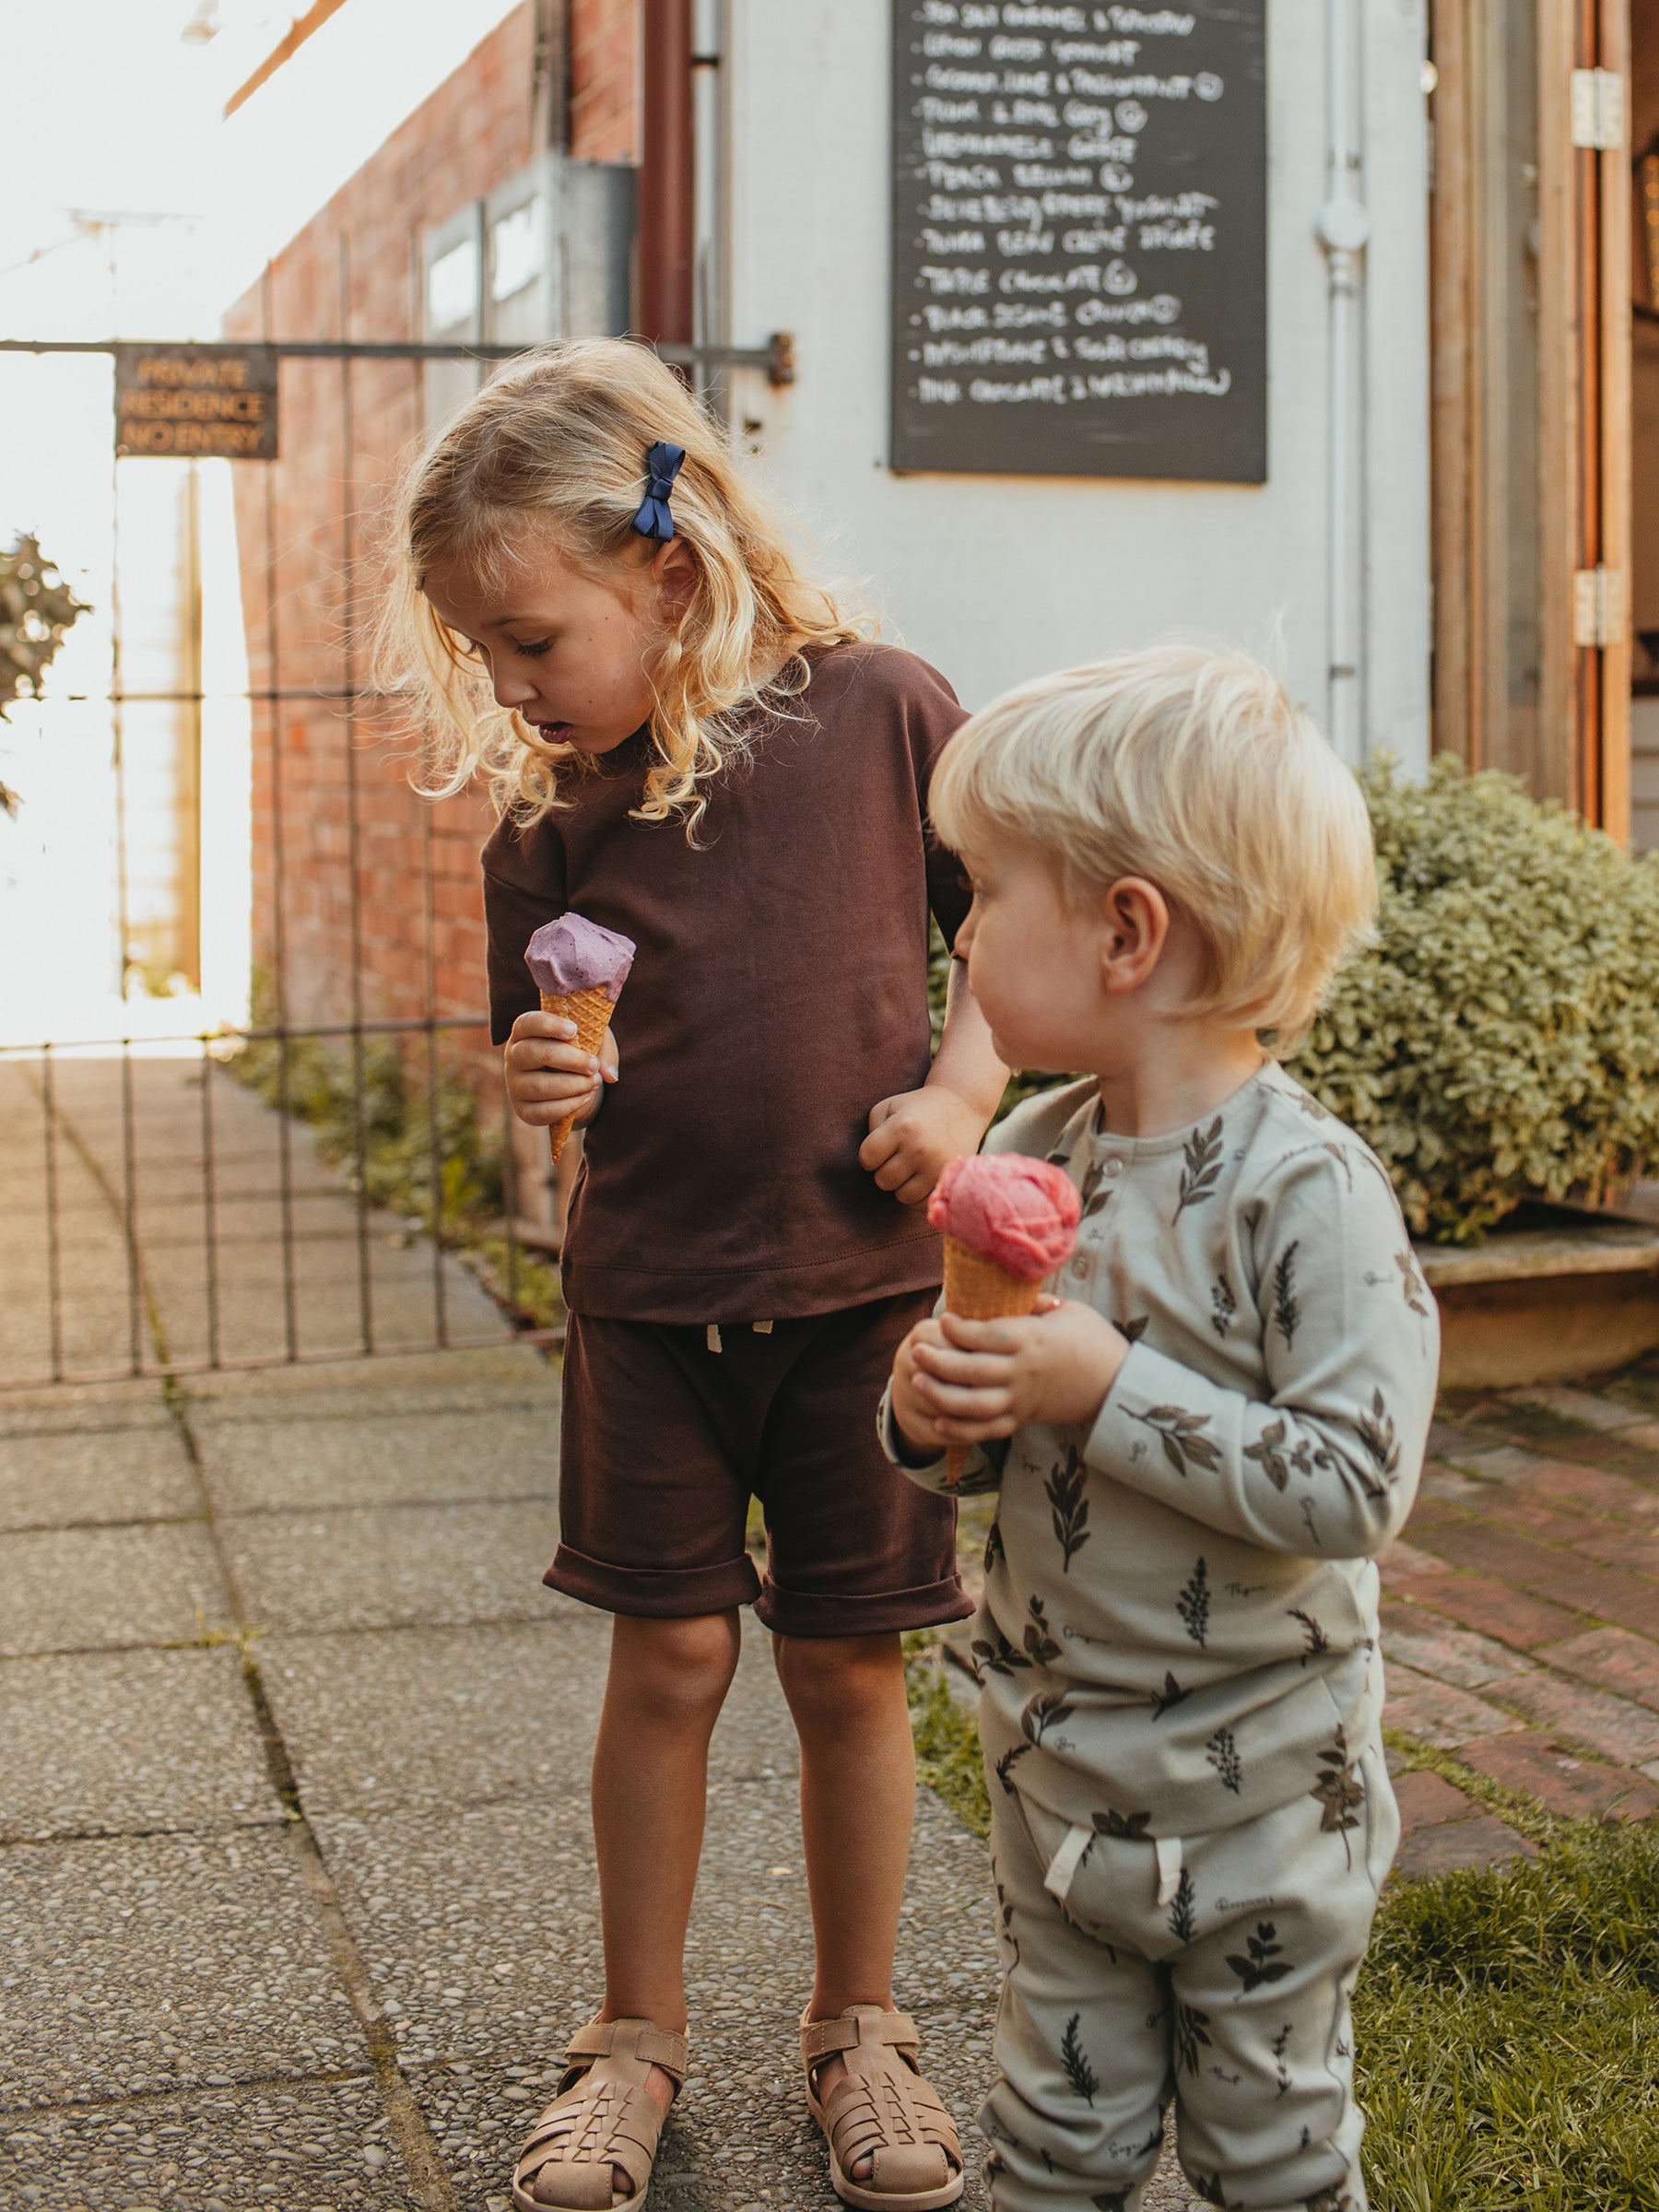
[1318,0,1370,762]
[691,0,722,398]
[639,0,695,345]
[531,0,568,150]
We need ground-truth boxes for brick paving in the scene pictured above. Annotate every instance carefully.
[948,1365,1659,1881]
[1380,1370,1659,1871]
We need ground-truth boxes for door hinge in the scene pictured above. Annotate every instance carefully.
[1573,566,1626,648]
[1571,68,1625,149]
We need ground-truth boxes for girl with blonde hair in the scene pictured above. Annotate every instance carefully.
[384,339,1005,2212]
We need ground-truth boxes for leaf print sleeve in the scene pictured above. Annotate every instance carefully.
[1082,1146,1439,1558]
[876,1382,1007,1495]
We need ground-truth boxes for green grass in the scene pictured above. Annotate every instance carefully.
[904,1637,991,1840]
[1360,1826,1659,2209]
[903,1641,1659,2209]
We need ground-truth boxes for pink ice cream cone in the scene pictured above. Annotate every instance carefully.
[927,1154,1081,1487]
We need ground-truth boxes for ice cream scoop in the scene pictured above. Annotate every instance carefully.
[927,1154,1081,1281]
[524,913,637,1165]
[525,913,635,1002]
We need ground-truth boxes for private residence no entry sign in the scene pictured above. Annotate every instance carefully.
[114,344,279,459]
[891,2,1266,480]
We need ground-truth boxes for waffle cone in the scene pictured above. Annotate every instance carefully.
[940,1235,1043,1488]
[540,985,616,1165]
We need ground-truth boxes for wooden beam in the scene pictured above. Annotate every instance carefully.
[1430,0,1478,765]
[1600,0,1634,841]
[1538,0,1583,808]
[224,0,352,119]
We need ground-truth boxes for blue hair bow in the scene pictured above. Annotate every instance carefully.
[631,441,686,543]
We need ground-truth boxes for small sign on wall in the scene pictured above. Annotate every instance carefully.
[114,345,279,459]
[891,0,1267,481]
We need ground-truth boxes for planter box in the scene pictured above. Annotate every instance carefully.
[1418,1216,1659,1389]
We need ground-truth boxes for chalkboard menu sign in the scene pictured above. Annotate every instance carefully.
[891,3,1266,481]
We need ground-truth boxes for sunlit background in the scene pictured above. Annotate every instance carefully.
[0,0,521,1048]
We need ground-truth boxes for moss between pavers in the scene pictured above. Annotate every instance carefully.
[905,1641,1659,2211]
[905,1638,990,1841]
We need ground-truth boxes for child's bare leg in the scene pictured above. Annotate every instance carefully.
[775,1630,918,2182]
[591,1610,743,2111]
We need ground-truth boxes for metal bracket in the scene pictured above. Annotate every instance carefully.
[1573,566,1626,648]
[658,332,795,385]
[1571,68,1624,150]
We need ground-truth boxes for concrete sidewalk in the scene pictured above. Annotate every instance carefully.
[0,1054,508,1387]
[20,1053,1659,2206]
[0,1341,1009,2212]
[2,1063,1214,2210]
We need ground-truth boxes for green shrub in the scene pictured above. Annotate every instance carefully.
[1283,758,1659,1243]
[903,1636,991,1839]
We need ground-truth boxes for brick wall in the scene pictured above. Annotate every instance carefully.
[571,0,639,162]
[226,6,544,1052]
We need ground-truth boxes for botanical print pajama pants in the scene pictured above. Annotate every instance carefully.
[981,1736,1399,2212]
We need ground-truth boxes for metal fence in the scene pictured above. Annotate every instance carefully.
[0,333,785,1391]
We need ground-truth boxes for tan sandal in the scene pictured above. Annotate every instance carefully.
[802,2005,966,2211]
[510,2017,686,2211]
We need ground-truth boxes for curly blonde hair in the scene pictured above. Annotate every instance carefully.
[378,338,867,833]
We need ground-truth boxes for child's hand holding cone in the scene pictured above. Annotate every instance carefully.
[926,1154,1082,1486]
[523,914,636,1163]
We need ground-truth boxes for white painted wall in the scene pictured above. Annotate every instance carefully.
[721,0,1431,769]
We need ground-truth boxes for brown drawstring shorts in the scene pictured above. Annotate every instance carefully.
[546,1290,972,1639]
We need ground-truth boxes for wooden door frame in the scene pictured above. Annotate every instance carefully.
[1428,0,1481,769]
[1430,0,1631,836]
[1599,0,1633,841]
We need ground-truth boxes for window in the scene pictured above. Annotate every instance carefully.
[490,201,543,304]
[427,237,479,337]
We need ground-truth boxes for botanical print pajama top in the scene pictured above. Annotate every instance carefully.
[883,1064,1441,1841]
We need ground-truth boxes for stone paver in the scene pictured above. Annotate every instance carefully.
[0,1829,365,2108]
[1459,1732,1659,1821]
[1378,1605,1533,1690]
[0,1404,195,1531]
[1387,1765,1534,1877]
[1538,1624,1659,1712]
[0,2077,421,2210]
[1380,1667,1523,1749]
[0,1647,277,1843]
[0,1522,230,1657]
[194,1404,559,1515]
[1394,1809,1537,1877]
[223,1501,563,1637]
[1493,1667,1659,1765]
[261,1617,611,1820]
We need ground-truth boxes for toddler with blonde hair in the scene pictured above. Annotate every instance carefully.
[885,647,1439,2212]
[385,339,1010,2211]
